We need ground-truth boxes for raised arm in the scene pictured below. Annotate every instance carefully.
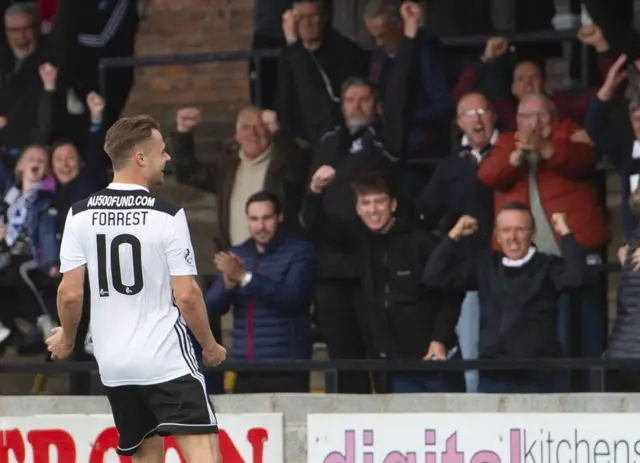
[33,63,58,145]
[422,215,481,291]
[299,165,358,246]
[451,37,509,106]
[281,10,340,144]
[584,54,635,168]
[172,108,219,193]
[82,92,111,187]
[547,213,585,290]
[379,1,422,159]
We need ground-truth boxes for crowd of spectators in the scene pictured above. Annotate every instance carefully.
[175,0,640,396]
[0,0,132,363]
[3,0,640,397]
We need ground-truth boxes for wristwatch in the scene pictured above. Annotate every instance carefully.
[240,271,253,288]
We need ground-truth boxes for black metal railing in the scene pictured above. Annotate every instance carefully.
[3,358,640,393]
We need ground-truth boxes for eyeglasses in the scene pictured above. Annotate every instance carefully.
[458,108,490,117]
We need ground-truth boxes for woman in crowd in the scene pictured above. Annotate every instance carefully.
[51,92,109,232]
[0,145,59,354]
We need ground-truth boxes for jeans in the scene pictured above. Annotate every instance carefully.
[456,291,480,392]
[391,351,466,393]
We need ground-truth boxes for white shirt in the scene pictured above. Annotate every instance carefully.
[59,183,199,387]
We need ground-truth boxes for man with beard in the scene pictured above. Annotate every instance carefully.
[607,187,640,392]
[296,1,421,393]
[423,203,585,393]
[416,91,498,392]
[301,170,464,393]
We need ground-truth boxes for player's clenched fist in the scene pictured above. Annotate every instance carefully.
[448,215,479,240]
[203,343,227,368]
[310,165,336,194]
[46,327,73,361]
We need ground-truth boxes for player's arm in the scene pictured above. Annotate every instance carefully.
[57,208,87,348]
[57,265,85,347]
[172,275,218,352]
[167,209,220,353]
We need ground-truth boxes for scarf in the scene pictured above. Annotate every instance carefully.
[5,184,40,247]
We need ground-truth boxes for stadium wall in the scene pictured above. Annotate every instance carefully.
[1,394,640,462]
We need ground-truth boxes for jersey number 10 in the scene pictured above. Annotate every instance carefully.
[96,233,144,297]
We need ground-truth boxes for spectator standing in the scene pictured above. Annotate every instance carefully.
[172,107,310,251]
[416,91,499,393]
[0,3,57,163]
[423,205,584,393]
[302,170,464,393]
[295,1,420,393]
[451,25,616,129]
[0,145,58,353]
[584,54,639,238]
[206,192,316,393]
[277,0,368,144]
[363,0,452,197]
[478,93,609,363]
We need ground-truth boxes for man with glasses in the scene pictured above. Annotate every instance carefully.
[416,91,498,392]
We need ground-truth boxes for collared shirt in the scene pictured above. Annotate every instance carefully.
[460,130,499,163]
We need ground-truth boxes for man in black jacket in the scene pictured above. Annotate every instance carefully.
[296,1,420,393]
[302,170,465,392]
[0,3,56,164]
[423,202,585,393]
[277,0,368,143]
[416,91,498,393]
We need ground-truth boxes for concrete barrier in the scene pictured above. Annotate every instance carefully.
[2,394,640,462]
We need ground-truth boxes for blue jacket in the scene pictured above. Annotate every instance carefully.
[206,233,317,361]
[0,165,58,271]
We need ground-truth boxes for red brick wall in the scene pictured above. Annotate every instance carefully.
[124,0,254,134]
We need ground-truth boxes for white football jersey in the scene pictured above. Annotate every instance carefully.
[59,183,199,387]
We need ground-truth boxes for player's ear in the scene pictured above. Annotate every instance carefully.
[133,149,145,167]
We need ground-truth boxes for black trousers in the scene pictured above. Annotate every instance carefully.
[314,279,371,393]
[0,256,54,327]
